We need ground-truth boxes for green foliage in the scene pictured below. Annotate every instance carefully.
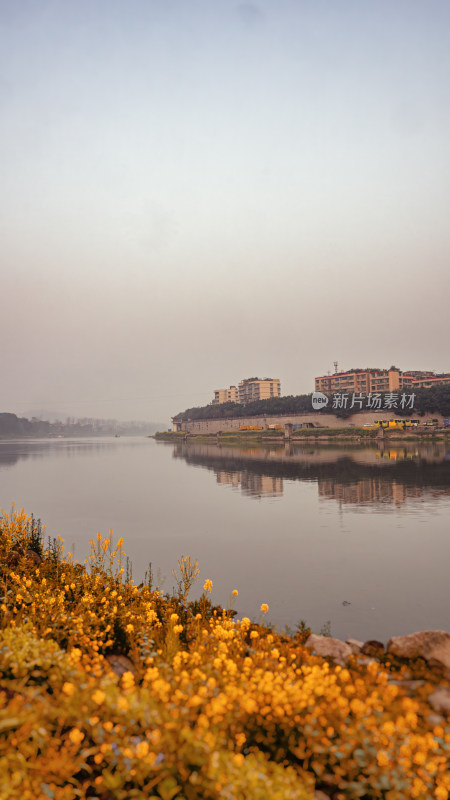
[173,384,450,423]
[296,619,312,644]
[172,555,200,604]
[26,514,44,556]
[0,626,79,691]
[319,620,332,637]
[110,616,131,655]
[173,395,313,422]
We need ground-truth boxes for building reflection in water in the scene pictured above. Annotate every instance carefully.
[318,478,450,507]
[318,478,415,506]
[171,441,450,506]
[216,470,283,499]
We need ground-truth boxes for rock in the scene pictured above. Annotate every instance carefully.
[304,635,351,666]
[387,630,450,678]
[345,638,364,654]
[25,549,42,565]
[361,640,385,658]
[427,713,445,727]
[105,653,137,678]
[428,687,450,715]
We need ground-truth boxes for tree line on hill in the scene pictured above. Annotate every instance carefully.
[0,413,158,437]
[173,384,450,422]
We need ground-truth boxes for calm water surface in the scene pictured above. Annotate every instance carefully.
[0,436,449,642]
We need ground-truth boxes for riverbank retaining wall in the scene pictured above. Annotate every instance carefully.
[176,411,445,435]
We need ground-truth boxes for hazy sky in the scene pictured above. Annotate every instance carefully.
[2,0,450,423]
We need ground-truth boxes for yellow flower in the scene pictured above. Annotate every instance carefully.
[69,648,81,662]
[382,720,395,736]
[235,732,246,748]
[377,751,390,767]
[250,630,259,639]
[69,728,85,745]
[260,603,269,614]
[174,624,183,634]
[136,741,149,758]
[170,613,179,622]
[240,617,251,628]
[117,696,129,712]
[122,671,135,689]
[92,689,106,706]
[62,682,75,696]
[203,579,213,593]
[232,589,238,596]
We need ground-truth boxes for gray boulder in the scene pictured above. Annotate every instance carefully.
[304,634,351,666]
[387,630,450,678]
[428,687,450,715]
[105,653,137,677]
[361,640,385,658]
[345,638,364,654]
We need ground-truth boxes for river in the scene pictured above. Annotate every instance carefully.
[0,436,449,642]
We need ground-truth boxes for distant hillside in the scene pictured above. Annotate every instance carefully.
[173,385,450,422]
[0,413,163,437]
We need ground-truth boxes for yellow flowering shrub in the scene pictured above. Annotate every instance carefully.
[0,508,449,800]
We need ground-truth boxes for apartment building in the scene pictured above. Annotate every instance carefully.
[400,371,450,389]
[315,367,450,394]
[238,377,281,404]
[212,386,238,405]
[212,377,281,405]
[315,368,401,394]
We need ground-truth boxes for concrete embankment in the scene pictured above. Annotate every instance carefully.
[173,411,446,435]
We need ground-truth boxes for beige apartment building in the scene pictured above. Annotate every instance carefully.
[212,377,281,405]
[400,372,450,389]
[212,386,238,404]
[238,377,281,404]
[315,367,450,394]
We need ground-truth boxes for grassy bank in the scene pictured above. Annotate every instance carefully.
[155,428,376,442]
[155,428,450,443]
[0,509,449,799]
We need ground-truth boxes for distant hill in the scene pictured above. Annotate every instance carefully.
[0,413,165,437]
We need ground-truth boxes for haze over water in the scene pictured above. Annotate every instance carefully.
[1,436,449,643]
